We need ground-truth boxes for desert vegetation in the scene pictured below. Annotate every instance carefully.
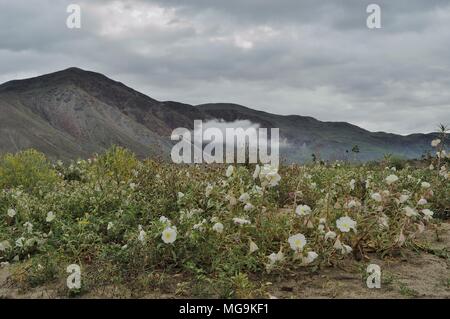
[0,136,448,298]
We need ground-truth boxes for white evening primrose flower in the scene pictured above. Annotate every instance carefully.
[341,244,353,255]
[437,150,447,158]
[233,217,251,225]
[161,226,177,244]
[404,206,418,217]
[417,198,427,206]
[159,216,170,225]
[46,211,56,223]
[0,240,11,252]
[421,209,434,221]
[7,208,16,218]
[23,222,33,233]
[399,194,410,204]
[249,239,259,253]
[226,165,234,177]
[205,184,213,197]
[431,139,441,147]
[421,182,431,189]
[325,231,337,241]
[302,251,318,265]
[295,205,312,217]
[212,222,224,233]
[268,250,284,265]
[243,203,254,211]
[385,175,399,185]
[371,193,382,202]
[346,199,360,209]
[253,165,261,179]
[226,194,237,206]
[333,238,343,250]
[239,193,250,203]
[107,222,114,231]
[288,233,307,252]
[15,237,25,248]
[259,165,281,187]
[336,216,357,233]
[177,192,185,199]
[349,179,356,190]
[138,230,146,243]
[318,224,325,233]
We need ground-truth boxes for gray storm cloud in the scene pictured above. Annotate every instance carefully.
[0,0,449,134]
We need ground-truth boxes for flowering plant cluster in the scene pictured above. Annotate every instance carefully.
[0,145,448,296]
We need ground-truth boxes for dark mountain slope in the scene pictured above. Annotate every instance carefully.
[0,68,436,162]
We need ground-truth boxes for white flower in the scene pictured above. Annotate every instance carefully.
[226,194,237,206]
[333,238,343,250]
[107,222,114,231]
[318,224,325,233]
[177,192,185,199]
[371,193,382,202]
[232,217,251,225]
[437,150,447,158]
[385,175,399,185]
[341,244,353,255]
[429,164,434,170]
[226,165,234,177]
[7,208,16,218]
[324,231,337,241]
[243,203,254,211]
[249,239,259,253]
[15,237,25,248]
[162,226,177,244]
[336,216,357,233]
[378,214,389,228]
[268,250,284,265]
[205,184,213,197]
[347,199,360,209]
[46,211,56,223]
[349,179,356,190]
[295,205,312,216]
[302,251,318,265]
[417,198,427,206]
[259,165,281,187]
[138,230,146,243]
[421,209,434,221]
[239,193,250,203]
[193,219,207,231]
[404,206,418,217]
[431,139,441,147]
[129,183,136,190]
[0,240,11,252]
[399,194,410,204]
[212,222,224,233]
[253,165,261,179]
[421,182,431,189]
[159,216,170,225]
[23,222,33,233]
[288,233,307,252]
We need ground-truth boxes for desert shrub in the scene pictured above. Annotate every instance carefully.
[0,149,59,192]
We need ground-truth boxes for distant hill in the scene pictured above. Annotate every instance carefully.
[0,67,436,162]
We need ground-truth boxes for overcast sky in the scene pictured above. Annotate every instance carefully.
[1,0,449,134]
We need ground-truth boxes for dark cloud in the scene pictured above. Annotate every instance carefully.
[0,0,449,134]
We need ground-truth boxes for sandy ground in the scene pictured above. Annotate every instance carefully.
[1,222,449,299]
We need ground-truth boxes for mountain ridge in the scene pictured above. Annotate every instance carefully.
[0,67,436,162]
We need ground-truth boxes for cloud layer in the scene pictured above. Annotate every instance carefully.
[1,0,449,134]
